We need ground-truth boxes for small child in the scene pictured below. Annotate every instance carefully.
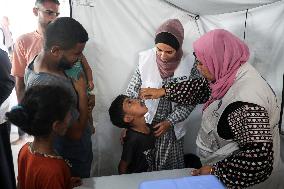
[109,95,156,174]
[65,55,94,92]
[65,55,96,132]
[6,85,81,189]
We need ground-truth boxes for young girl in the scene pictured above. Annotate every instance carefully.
[6,85,81,189]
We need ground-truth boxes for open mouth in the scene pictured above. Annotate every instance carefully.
[139,99,145,106]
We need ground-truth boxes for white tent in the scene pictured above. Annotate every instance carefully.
[69,0,284,176]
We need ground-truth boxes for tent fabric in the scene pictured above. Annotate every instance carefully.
[165,0,281,15]
[70,0,284,176]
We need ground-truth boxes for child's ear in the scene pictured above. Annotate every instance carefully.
[52,121,60,133]
[52,121,65,136]
[123,115,133,123]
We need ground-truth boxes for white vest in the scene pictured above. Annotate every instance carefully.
[197,63,283,188]
[138,48,194,140]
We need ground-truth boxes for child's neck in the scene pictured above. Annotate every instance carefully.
[131,118,150,134]
[32,135,57,156]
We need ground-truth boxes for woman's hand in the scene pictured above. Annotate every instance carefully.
[153,120,171,137]
[139,88,165,99]
[191,165,213,176]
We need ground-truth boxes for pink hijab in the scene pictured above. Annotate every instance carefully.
[193,29,250,110]
[155,19,184,79]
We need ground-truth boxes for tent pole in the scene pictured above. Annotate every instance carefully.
[279,74,284,134]
[69,0,72,18]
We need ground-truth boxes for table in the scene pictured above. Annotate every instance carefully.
[76,168,193,189]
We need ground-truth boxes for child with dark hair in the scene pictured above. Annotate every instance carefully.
[109,94,156,174]
[6,85,81,189]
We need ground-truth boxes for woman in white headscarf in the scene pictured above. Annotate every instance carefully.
[126,19,198,170]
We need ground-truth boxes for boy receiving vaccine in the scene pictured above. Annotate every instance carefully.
[109,95,156,174]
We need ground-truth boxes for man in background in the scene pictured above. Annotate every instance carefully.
[11,0,60,145]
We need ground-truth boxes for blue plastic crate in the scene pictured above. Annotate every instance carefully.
[139,175,225,189]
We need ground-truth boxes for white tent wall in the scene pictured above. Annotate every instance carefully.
[198,1,284,95]
[70,0,284,176]
[166,0,281,14]
[197,1,284,133]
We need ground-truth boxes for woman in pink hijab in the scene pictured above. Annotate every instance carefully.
[125,19,198,171]
[140,29,282,188]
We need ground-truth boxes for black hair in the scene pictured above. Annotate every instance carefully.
[35,0,60,6]
[44,17,89,51]
[155,32,180,50]
[108,94,131,129]
[5,85,72,137]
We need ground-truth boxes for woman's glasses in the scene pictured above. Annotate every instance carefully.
[193,52,201,65]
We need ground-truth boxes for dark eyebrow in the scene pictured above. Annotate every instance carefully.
[157,46,174,53]
[165,50,174,53]
[39,8,60,16]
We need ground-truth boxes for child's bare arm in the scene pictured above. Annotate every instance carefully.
[81,55,94,90]
[118,160,128,174]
